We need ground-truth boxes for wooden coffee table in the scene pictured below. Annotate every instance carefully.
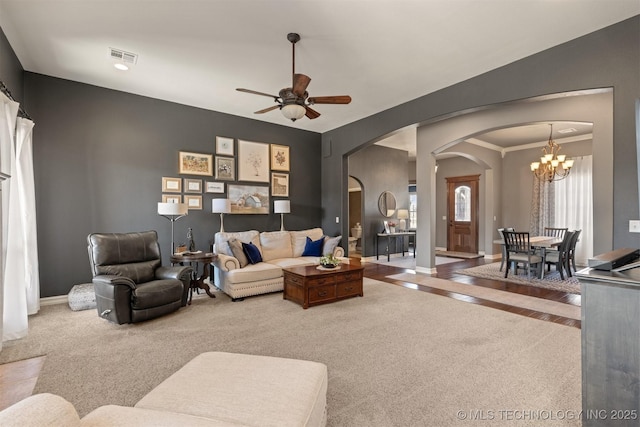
[283,262,364,309]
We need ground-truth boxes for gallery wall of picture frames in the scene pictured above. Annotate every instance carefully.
[160,136,290,213]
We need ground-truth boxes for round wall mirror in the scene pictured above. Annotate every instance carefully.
[378,191,397,217]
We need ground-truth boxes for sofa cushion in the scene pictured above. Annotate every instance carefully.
[290,228,324,257]
[0,393,82,427]
[227,238,249,268]
[259,231,293,261]
[82,405,246,426]
[135,352,328,427]
[323,235,342,256]
[267,257,317,269]
[242,242,263,264]
[214,231,260,257]
[226,262,282,284]
[302,236,325,257]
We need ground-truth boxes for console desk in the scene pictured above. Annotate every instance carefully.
[376,231,416,261]
[576,266,640,426]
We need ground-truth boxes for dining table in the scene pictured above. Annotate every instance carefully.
[493,235,563,279]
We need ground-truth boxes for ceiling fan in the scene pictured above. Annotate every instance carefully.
[236,33,352,122]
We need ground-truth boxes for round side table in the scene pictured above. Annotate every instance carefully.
[170,252,218,305]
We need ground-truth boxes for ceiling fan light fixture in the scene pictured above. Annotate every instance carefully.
[281,103,306,121]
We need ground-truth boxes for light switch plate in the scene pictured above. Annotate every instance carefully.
[630,220,640,233]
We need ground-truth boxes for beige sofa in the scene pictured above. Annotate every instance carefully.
[212,228,343,300]
[0,351,328,427]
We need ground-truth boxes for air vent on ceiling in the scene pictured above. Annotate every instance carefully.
[109,47,138,65]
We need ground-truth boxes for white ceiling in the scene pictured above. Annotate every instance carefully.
[0,1,637,133]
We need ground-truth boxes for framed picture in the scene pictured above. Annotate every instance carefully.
[179,151,213,176]
[183,195,202,210]
[216,136,234,156]
[184,178,202,193]
[383,220,390,234]
[215,156,235,180]
[228,184,269,214]
[162,176,181,193]
[270,144,290,171]
[205,181,225,193]
[162,194,181,204]
[238,140,269,182]
[271,172,289,197]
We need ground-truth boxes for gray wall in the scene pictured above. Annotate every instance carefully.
[348,144,409,257]
[323,16,640,258]
[0,25,23,103]
[23,73,321,297]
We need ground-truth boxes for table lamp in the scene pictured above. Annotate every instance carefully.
[212,198,231,232]
[157,202,188,254]
[397,209,409,231]
[274,200,290,231]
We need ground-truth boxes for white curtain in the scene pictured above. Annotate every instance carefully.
[0,93,19,347]
[554,155,593,267]
[1,93,39,342]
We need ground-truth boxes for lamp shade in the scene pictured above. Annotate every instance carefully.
[158,202,188,216]
[397,209,409,220]
[281,104,306,121]
[274,200,291,214]
[212,198,231,213]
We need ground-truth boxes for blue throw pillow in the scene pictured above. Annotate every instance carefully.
[302,236,325,257]
[242,242,263,264]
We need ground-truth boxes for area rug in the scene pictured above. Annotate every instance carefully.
[0,278,581,426]
[368,255,461,269]
[387,272,581,321]
[435,250,484,259]
[455,262,581,294]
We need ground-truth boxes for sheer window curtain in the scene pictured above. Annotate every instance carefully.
[1,93,39,343]
[529,177,555,236]
[554,155,593,267]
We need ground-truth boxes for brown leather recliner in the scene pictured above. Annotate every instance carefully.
[87,230,192,324]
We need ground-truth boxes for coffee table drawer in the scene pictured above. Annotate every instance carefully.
[337,280,362,297]
[340,271,362,282]
[308,284,337,303]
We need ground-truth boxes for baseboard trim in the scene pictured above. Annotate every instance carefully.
[40,295,67,306]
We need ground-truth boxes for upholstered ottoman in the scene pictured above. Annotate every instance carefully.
[135,351,328,427]
[67,283,97,311]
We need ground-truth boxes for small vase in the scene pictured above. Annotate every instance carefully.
[389,226,396,233]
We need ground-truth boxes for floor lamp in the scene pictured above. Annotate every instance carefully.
[212,198,231,232]
[157,202,188,255]
[274,200,290,231]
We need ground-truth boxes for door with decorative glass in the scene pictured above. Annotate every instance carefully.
[446,175,479,253]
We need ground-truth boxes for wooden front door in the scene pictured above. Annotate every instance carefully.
[446,175,479,253]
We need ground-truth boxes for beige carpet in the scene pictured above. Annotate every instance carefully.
[0,279,581,426]
[456,262,581,294]
[388,272,581,321]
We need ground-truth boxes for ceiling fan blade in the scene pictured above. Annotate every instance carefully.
[254,105,281,114]
[237,88,279,100]
[292,74,311,97]
[305,106,321,120]
[307,95,352,105]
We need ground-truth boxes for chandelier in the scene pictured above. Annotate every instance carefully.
[530,124,574,182]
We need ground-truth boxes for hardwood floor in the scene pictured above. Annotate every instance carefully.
[362,256,581,329]
[0,256,580,411]
[0,355,45,411]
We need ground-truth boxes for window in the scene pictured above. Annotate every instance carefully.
[409,185,417,229]
[454,185,471,221]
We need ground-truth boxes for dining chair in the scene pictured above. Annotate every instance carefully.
[543,227,568,239]
[497,227,515,272]
[502,231,543,279]
[544,230,575,280]
[566,229,582,275]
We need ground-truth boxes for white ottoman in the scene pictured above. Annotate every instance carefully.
[135,352,328,427]
[67,283,96,311]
